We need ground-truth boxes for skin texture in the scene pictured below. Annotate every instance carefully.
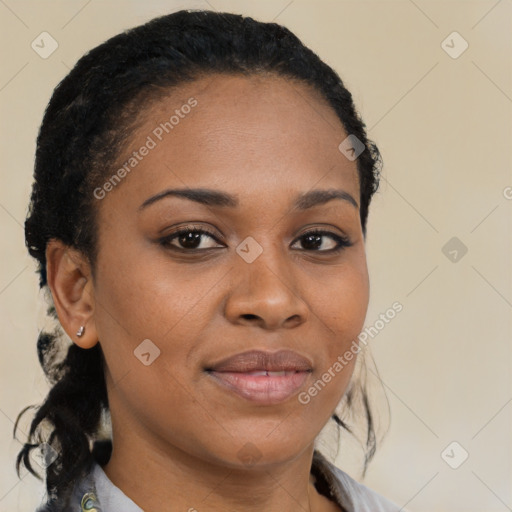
[46,74,370,512]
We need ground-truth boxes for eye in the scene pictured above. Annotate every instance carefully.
[159,226,352,253]
[291,228,352,252]
[159,225,224,251]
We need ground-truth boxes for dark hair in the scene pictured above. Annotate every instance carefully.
[15,9,383,509]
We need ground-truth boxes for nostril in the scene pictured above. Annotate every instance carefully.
[241,314,259,321]
[286,314,302,327]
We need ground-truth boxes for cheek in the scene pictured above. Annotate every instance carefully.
[313,255,370,345]
[91,240,215,442]
[91,234,218,391]
[292,254,369,421]
[93,232,219,341]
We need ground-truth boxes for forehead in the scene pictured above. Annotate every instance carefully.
[100,73,360,210]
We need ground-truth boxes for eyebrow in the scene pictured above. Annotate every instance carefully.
[139,187,359,211]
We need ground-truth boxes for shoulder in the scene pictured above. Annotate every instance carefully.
[74,462,142,511]
[35,462,141,512]
[33,469,99,512]
[312,450,407,512]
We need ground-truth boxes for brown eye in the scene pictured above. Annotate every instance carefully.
[291,229,352,252]
[160,227,224,251]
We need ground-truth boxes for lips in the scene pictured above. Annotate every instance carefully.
[206,349,313,373]
[205,350,313,404]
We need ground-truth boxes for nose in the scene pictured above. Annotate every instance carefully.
[223,248,309,330]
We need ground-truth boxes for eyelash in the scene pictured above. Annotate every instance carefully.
[159,226,353,254]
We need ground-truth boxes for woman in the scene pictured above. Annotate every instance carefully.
[16,9,403,512]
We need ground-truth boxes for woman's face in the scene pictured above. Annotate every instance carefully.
[91,73,369,468]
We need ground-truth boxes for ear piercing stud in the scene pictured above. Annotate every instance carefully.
[76,326,85,337]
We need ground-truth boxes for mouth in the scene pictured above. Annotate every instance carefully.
[204,350,313,405]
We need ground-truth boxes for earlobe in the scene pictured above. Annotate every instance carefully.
[45,239,99,349]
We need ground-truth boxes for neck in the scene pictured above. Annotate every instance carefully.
[103,423,328,512]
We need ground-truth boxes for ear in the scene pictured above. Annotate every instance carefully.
[45,239,98,349]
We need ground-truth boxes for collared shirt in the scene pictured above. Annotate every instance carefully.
[56,450,405,512]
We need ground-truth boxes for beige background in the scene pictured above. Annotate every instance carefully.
[1,1,510,511]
